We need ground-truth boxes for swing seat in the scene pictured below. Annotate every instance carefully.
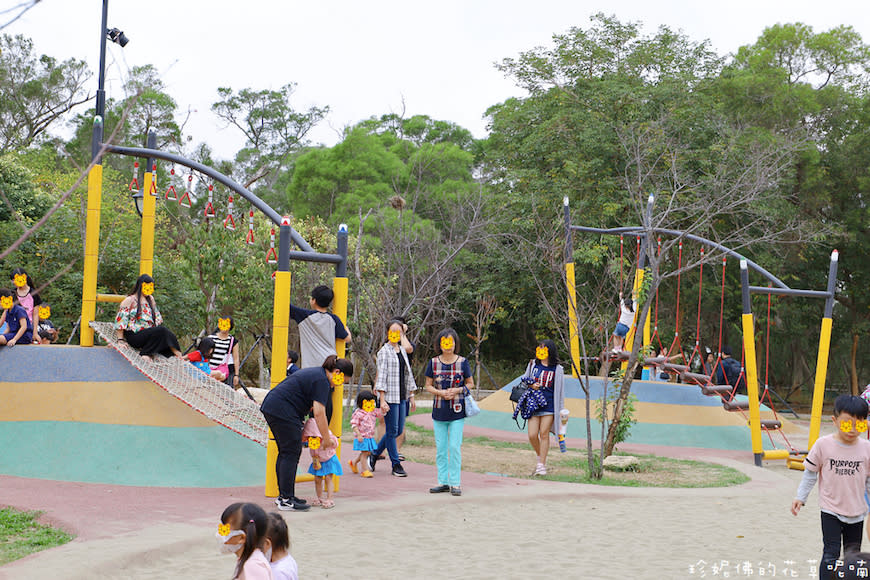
[601,350,630,362]
[701,385,732,397]
[661,363,688,373]
[723,400,750,411]
[760,420,782,430]
[680,371,711,385]
[643,356,668,366]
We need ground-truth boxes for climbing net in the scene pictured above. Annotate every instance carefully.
[90,321,268,447]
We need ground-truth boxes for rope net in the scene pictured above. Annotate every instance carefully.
[90,321,268,447]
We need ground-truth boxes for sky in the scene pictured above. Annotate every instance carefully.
[4,0,869,160]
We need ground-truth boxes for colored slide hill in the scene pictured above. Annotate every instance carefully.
[0,346,265,487]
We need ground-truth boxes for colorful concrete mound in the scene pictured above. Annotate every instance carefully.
[477,375,798,451]
[0,346,265,487]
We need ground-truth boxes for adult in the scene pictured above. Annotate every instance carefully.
[521,339,566,476]
[289,285,350,368]
[113,274,182,361]
[208,315,241,389]
[715,346,744,393]
[368,320,416,477]
[10,268,42,344]
[423,328,473,496]
[376,316,415,460]
[261,355,354,511]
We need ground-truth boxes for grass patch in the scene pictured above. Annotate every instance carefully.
[0,508,73,565]
[392,422,750,488]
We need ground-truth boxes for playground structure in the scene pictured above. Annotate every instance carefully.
[561,197,838,467]
[79,124,349,494]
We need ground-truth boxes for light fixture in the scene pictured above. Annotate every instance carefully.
[131,190,144,217]
[107,27,129,47]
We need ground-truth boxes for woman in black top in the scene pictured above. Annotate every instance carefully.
[261,355,353,512]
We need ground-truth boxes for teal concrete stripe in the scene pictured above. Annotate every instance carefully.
[470,409,772,451]
[0,346,143,382]
[0,421,284,487]
[502,376,772,409]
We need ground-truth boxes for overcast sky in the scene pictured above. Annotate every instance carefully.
[5,1,868,159]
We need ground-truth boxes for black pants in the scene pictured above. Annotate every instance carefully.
[820,512,863,579]
[125,326,180,357]
[263,412,303,500]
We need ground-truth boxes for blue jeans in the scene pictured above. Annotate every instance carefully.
[374,399,407,466]
[433,418,464,486]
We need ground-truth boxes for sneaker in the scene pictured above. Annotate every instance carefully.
[277,497,310,511]
[450,486,462,496]
[276,496,307,506]
[429,484,450,493]
[367,454,377,472]
[391,464,407,477]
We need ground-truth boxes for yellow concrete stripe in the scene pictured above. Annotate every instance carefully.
[481,390,798,433]
[0,381,215,427]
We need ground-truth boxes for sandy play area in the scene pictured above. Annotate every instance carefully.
[0,416,839,580]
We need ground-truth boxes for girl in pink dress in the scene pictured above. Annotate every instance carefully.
[348,389,381,478]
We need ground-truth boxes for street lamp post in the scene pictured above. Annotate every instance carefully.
[80,0,129,346]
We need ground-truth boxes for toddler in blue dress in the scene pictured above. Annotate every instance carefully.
[302,418,342,509]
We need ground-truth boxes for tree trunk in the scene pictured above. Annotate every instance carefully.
[851,333,859,395]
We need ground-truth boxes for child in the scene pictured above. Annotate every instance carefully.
[0,288,33,347]
[37,304,58,344]
[791,394,870,579]
[289,285,350,368]
[10,268,41,344]
[302,417,342,508]
[348,389,381,478]
[217,502,274,580]
[187,337,227,381]
[286,350,300,376]
[611,291,635,352]
[265,513,299,580]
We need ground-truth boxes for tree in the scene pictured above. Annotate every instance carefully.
[487,14,816,468]
[211,84,327,189]
[0,34,91,153]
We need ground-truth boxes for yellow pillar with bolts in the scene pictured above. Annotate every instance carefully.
[80,164,104,347]
[265,269,291,497]
[565,262,581,377]
[139,167,156,276]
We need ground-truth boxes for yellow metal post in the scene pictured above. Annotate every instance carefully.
[565,262,581,377]
[331,274,349,491]
[265,268,291,498]
[80,163,104,347]
[809,316,834,448]
[562,199,581,377]
[139,167,156,276]
[739,261,764,465]
[621,267,645,372]
[808,250,839,450]
[743,312,764,458]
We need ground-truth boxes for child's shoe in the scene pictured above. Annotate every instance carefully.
[361,470,373,478]
[348,459,358,474]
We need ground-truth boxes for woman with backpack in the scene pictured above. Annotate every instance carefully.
[517,339,565,476]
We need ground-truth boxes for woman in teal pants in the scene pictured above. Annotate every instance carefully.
[423,328,474,496]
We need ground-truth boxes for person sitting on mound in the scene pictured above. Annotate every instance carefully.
[114,274,182,361]
[187,337,227,382]
[0,288,33,348]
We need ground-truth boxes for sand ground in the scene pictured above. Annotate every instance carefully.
[0,418,842,580]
